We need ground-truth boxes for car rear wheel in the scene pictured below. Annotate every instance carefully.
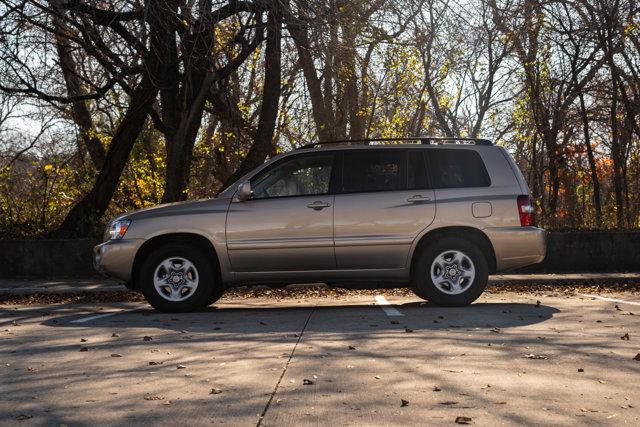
[413,237,488,306]
[139,243,222,312]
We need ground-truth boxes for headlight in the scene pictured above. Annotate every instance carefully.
[106,219,131,240]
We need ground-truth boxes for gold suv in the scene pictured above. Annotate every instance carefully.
[94,137,546,312]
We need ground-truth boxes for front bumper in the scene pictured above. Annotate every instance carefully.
[93,239,144,283]
[484,226,547,272]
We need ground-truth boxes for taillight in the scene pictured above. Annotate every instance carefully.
[517,195,536,226]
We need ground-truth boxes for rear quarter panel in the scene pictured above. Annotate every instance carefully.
[406,146,523,269]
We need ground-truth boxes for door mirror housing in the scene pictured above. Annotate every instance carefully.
[236,181,253,201]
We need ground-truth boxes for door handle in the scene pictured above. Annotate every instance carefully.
[407,194,431,203]
[307,201,331,210]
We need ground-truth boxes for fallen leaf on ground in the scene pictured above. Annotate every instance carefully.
[524,353,548,360]
[401,399,409,407]
[144,395,165,400]
[455,416,473,424]
[15,414,32,421]
[303,379,315,385]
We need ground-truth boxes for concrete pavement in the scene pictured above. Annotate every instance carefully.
[1,290,639,425]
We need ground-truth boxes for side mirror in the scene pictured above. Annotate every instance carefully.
[236,181,253,201]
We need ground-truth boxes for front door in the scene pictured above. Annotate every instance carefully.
[226,152,337,272]
[333,149,436,269]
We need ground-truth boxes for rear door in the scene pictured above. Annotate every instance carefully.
[333,149,436,269]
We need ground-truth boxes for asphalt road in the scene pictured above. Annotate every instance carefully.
[1,290,639,425]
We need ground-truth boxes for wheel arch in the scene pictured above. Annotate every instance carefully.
[410,226,497,279]
[131,233,221,290]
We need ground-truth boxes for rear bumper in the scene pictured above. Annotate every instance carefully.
[93,239,143,283]
[484,226,547,272]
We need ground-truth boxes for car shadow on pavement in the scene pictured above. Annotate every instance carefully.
[21,301,561,333]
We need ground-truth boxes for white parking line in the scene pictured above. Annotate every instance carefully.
[578,294,640,306]
[374,295,404,316]
[70,311,125,323]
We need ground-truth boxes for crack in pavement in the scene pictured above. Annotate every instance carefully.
[257,306,316,427]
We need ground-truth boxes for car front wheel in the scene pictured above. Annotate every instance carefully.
[139,243,221,312]
[413,237,488,306]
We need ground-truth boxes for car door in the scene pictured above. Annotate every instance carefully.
[225,152,337,272]
[333,149,436,269]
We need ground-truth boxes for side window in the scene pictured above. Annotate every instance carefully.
[430,149,491,188]
[341,150,405,193]
[407,150,429,190]
[251,154,334,199]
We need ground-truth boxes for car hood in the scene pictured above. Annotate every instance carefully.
[115,197,231,222]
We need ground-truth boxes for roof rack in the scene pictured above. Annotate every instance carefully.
[298,136,492,149]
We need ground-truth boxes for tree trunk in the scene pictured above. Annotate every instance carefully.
[53,15,106,169]
[161,71,215,203]
[578,91,602,227]
[161,0,216,203]
[285,11,334,141]
[342,20,363,139]
[52,0,168,236]
[609,66,625,228]
[220,8,282,191]
[53,75,159,236]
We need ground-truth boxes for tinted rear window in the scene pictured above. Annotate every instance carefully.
[407,150,429,189]
[430,149,490,188]
[341,151,405,193]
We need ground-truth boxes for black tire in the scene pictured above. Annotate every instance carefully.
[412,237,488,306]
[138,243,221,312]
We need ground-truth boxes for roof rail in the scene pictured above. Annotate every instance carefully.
[298,136,492,149]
